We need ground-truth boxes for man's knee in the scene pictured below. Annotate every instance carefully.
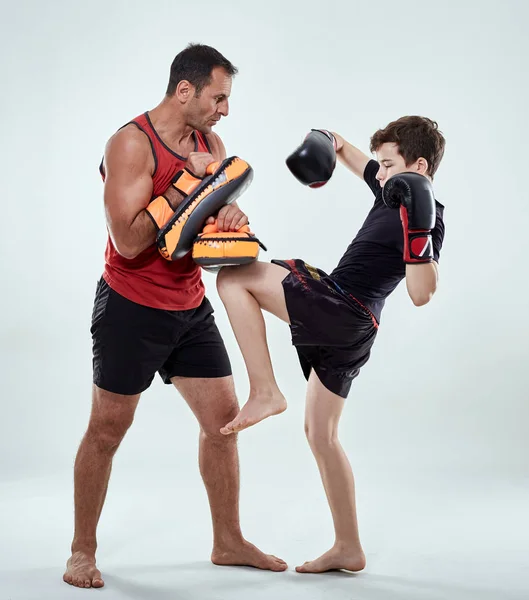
[200,399,239,441]
[86,414,134,454]
[86,386,139,453]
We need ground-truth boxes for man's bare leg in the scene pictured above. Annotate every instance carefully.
[173,375,287,571]
[216,262,291,435]
[296,371,366,573]
[63,385,140,588]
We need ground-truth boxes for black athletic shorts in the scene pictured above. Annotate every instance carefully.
[272,259,379,399]
[90,277,232,395]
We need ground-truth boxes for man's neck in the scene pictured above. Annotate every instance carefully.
[148,97,195,153]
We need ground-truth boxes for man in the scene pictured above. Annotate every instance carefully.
[215,116,446,573]
[63,43,287,589]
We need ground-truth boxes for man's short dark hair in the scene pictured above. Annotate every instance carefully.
[166,43,238,97]
[370,116,446,178]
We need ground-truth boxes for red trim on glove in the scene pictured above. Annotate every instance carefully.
[400,206,433,264]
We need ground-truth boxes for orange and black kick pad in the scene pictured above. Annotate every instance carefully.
[192,221,267,273]
[157,156,253,261]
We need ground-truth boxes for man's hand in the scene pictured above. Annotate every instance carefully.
[206,202,249,231]
[187,152,217,177]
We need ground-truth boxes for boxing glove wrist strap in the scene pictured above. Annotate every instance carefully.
[400,206,433,264]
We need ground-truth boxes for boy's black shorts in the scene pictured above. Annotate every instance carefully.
[272,259,379,399]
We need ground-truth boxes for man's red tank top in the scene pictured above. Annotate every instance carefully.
[100,112,211,311]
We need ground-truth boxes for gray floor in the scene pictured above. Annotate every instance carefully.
[1,468,527,600]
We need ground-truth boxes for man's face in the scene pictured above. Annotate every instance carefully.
[186,67,232,134]
[375,142,425,187]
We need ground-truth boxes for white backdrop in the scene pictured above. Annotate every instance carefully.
[1,1,528,599]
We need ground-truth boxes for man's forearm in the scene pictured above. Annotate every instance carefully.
[112,184,187,260]
[112,211,156,259]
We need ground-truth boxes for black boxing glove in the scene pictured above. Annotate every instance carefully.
[382,172,436,264]
[286,129,337,188]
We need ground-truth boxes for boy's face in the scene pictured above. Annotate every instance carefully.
[375,142,427,187]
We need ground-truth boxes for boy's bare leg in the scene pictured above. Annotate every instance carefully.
[216,262,290,435]
[296,371,366,573]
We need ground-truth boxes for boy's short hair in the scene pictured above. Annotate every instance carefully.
[370,116,446,178]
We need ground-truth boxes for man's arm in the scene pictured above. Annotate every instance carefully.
[103,127,161,259]
[331,132,371,179]
[405,262,439,306]
[104,127,218,259]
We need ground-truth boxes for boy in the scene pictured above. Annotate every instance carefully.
[215,116,446,573]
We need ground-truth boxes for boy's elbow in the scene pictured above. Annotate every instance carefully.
[410,284,437,307]
[407,262,439,307]
[411,292,432,307]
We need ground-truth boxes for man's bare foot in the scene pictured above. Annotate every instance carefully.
[63,551,104,588]
[212,539,288,571]
[296,543,366,574]
[220,390,287,435]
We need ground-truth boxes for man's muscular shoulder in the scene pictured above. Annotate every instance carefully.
[104,124,155,176]
[205,131,227,161]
